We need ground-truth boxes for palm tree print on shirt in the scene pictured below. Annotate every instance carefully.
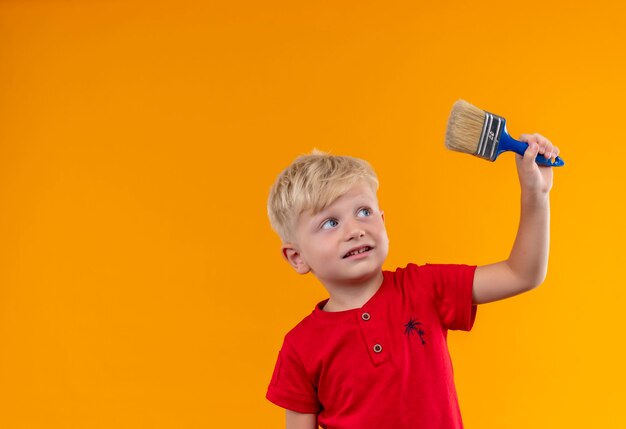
[404,318,426,345]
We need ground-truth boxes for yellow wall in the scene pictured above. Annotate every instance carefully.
[1,0,624,427]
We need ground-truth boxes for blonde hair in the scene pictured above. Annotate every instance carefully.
[267,150,379,243]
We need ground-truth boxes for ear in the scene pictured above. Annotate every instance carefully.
[281,243,311,275]
[381,210,385,222]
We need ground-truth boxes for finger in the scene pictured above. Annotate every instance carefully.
[539,137,558,163]
[532,133,549,156]
[524,141,540,165]
[519,133,538,145]
[542,142,555,160]
[518,134,538,164]
[533,133,546,154]
[550,144,560,162]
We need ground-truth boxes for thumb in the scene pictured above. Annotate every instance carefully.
[524,142,540,165]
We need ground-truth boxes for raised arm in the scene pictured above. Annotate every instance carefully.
[472,134,559,305]
[286,410,317,429]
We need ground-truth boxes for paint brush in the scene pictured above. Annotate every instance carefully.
[444,99,564,167]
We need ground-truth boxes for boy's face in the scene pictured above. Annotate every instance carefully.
[282,182,389,288]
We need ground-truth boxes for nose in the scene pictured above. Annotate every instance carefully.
[344,220,365,241]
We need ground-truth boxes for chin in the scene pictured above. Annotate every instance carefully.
[346,266,383,283]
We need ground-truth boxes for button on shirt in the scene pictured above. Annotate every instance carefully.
[267,263,478,429]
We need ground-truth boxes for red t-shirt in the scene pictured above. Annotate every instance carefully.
[266,263,477,429]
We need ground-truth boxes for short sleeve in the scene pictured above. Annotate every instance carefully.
[424,263,477,331]
[266,340,321,414]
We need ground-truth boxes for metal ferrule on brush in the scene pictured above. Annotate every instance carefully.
[476,111,506,161]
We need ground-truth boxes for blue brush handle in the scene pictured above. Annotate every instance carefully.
[497,129,565,167]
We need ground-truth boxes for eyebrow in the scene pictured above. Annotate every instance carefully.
[307,210,331,227]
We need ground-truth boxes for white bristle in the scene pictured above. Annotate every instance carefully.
[445,99,486,155]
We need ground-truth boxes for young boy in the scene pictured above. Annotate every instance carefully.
[266,134,559,429]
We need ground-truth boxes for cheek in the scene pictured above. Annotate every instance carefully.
[377,227,390,248]
[380,233,390,249]
[374,220,388,237]
[306,236,332,257]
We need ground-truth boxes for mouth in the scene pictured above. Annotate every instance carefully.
[343,245,373,259]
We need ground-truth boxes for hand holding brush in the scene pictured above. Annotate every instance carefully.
[515,133,559,195]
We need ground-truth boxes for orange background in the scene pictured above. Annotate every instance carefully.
[1,0,625,427]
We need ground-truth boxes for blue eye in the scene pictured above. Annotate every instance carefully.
[357,208,371,217]
[321,219,339,230]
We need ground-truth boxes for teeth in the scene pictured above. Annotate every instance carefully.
[346,246,370,257]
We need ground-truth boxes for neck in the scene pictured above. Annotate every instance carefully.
[321,271,384,312]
